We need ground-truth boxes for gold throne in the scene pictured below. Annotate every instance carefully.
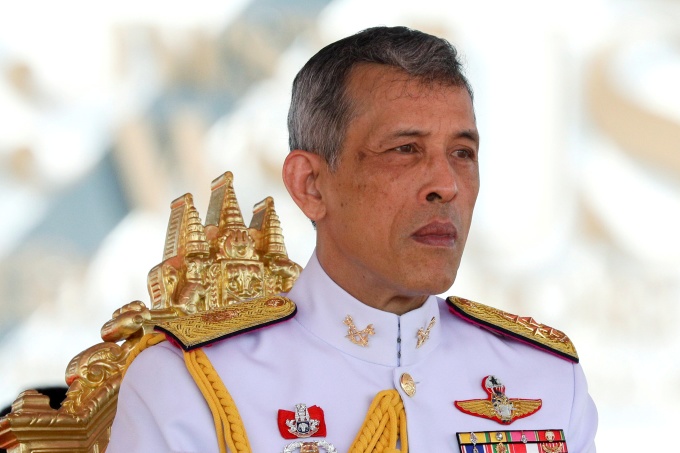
[0,171,302,453]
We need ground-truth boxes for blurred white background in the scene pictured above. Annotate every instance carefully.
[1,0,679,450]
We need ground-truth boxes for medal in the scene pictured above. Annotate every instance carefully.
[454,375,542,424]
[282,440,337,453]
[278,403,327,439]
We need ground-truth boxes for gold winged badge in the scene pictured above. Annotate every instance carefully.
[454,375,542,424]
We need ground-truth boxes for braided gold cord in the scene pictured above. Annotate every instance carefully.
[196,349,252,453]
[398,402,408,452]
[122,332,167,377]
[123,332,409,453]
[184,348,253,453]
[349,389,408,453]
[184,350,229,453]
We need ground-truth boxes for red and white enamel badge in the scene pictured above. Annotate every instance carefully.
[454,375,542,424]
[277,404,327,439]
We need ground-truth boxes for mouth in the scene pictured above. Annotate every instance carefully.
[411,221,458,247]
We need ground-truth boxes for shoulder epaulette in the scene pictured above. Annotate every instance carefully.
[155,296,297,351]
[446,296,578,363]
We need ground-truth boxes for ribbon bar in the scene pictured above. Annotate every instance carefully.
[457,429,567,452]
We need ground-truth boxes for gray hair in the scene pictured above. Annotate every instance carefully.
[287,26,473,168]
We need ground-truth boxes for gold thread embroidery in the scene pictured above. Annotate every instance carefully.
[450,297,578,360]
[157,296,295,349]
[202,309,239,323]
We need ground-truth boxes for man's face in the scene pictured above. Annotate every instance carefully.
[314,64,480,313]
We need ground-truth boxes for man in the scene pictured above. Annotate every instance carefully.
[108,26,597,452]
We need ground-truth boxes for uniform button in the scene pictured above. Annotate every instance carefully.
[400,373,416,397]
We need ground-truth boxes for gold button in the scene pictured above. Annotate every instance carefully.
[400,373,416,397]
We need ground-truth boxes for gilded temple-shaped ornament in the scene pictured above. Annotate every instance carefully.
[146,171,301,315]
[0,171,301,453]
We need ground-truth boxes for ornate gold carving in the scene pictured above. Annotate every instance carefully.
[0,171,301,453]
[448,297,578,361]
[344,315,375,347]
[101,301,152,343]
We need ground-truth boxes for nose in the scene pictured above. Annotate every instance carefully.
[421,155,458,203]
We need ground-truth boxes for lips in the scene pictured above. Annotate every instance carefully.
[411,221,458,247]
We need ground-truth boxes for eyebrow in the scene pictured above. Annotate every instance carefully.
[385,128,480,145]
[458,128,480,145]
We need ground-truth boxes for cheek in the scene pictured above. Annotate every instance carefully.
[458,171,480,204]
[337,166,410,225]
[341,175,379,208]
[467,168,481,192]
[467,177,481,208]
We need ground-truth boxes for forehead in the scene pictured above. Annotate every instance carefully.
[346,62,467,102]
[343,63,477,141]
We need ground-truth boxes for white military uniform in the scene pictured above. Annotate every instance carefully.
[108,252,597,452]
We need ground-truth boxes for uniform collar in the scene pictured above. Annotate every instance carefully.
[287,251,441,367]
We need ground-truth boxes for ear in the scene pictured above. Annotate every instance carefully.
[282,150,327,222]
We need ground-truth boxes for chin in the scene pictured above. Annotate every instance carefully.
[410,272,457,297]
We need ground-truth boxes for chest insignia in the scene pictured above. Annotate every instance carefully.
[278,403,327,439]
[416,316,436,348]
[282,440,337,453]
[454,375,542,425]
[344,315,375,347]
[457,429,567,452]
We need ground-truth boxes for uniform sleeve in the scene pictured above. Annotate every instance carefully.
[566,362,598,453]
[107,343,219,453]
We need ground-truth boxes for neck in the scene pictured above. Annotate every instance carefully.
[316,252,428,316]
[370,294,428,316]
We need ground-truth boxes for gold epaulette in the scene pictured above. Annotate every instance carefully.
[155,296,296,351]
[446,296,579,363]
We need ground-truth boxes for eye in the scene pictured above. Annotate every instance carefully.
[392,144,417,154]
[452,148,476,160]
